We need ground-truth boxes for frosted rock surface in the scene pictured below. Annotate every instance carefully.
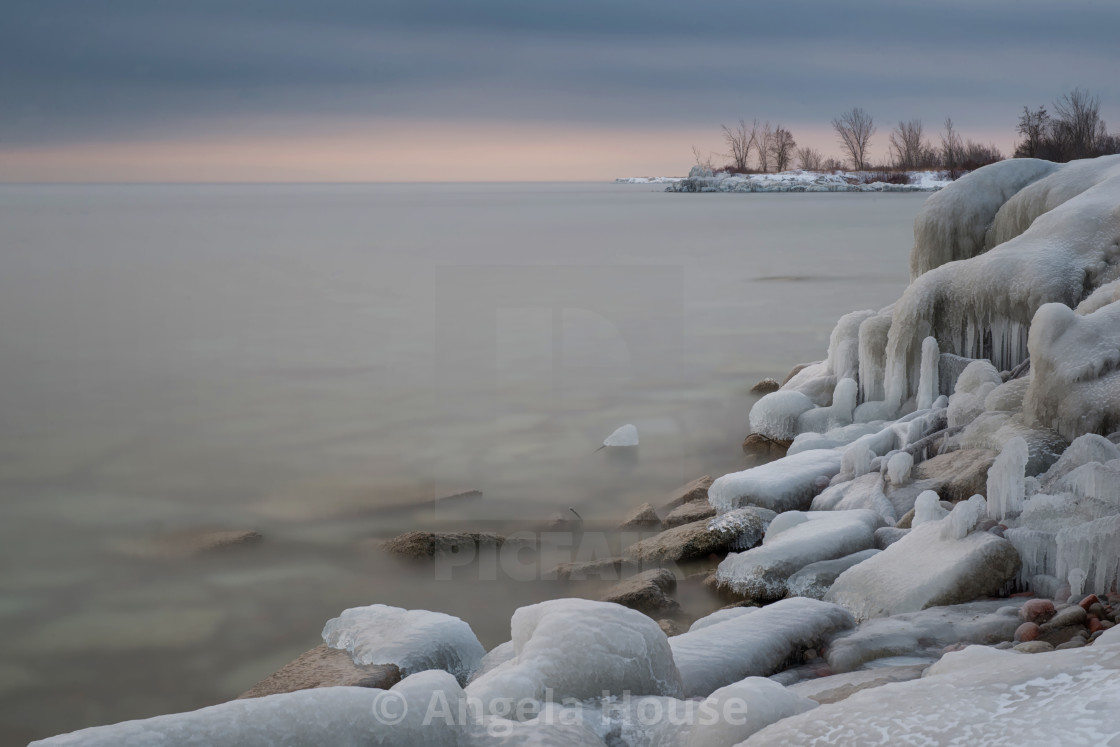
[603,424,639,447]
[825,599,1023,673]
[744,643,1120,746]
[715,510,880,600]
[1040,433,1120,490]
[786,665,926,705]
[825,511,1020,620]
[465,598,682,712]
[669,597,854,697]
[321,604,484,684]
[708,449,842,514]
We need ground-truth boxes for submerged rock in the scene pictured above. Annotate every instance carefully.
[659,475,713,513]
[599,568,679,616]
[624,519,740,564]
[661,500,716,528]
[114,528,262,559]
[381,531,504,560]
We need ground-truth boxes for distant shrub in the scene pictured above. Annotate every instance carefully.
[855,171,912,185]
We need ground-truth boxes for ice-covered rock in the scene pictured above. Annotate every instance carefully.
[708,449,843,514]
[748,390,816,440]
[602,423,639,447]
[321,605,485,685]
[705,506,773,551]
[824,599,1023,673]
[669,597,854,697]
[682,677,816,746]
[1039,433,1120,490]
[465,599,682,712]
[885,451,913,487]
[33,673,466,747]
[1025,299,1120,441]
[744,643,1120,745]
[911,490,950,527]
[1056,515,1120,596]
[908,158,1061,278]
[785,549,880,600]
[796,378,858,434]
[624,518,740,564]
[715,510,880,601]
[825,503,1020,619]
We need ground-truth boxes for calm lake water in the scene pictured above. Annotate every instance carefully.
[0,182,926,742]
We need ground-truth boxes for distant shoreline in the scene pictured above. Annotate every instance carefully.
[617,169,951,193]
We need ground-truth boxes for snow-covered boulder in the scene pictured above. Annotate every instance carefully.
[682,677,816,746]
[743,643,1120,745]
[715,510,880,601]
[669,597,854,697]
[824,599,1023,673]
[786,664,926,704]
[465,599,682,713]
[707,449,842,514]
[321,605,485,685]
[825,500,1021,619]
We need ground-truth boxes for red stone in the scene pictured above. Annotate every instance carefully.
[1079,594,1100,611]
[1015,622,1041,642]
[1019,599,1056,624]
[1089,617,1104,633]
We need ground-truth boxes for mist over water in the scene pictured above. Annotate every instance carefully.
[0,182,925,741]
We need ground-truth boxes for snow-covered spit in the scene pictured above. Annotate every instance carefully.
[622,166,953,193]
[34,156,1120,745]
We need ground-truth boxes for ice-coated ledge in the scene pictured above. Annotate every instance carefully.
[654,167,952,193]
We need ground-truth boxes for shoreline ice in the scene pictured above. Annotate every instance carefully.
[616,168,953,192]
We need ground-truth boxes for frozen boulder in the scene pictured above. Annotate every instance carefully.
[602,424,639,447]
[237,644,401,699]
[825,599,1024,673]
[910,448,997,503]
[715,510,880,601]
[682,677,816,746]
[705,506,773,551]
[744,643,1120,745]
[909,158,1060,278]
[708,449,843,514]
[825,507,1021,619]
[669,597,854,697]
[32,673,465,747]
[321,605,485,685]
[749,390,816,440]
[785,549,881,600]
[1025,299,1120,441]
[466,599,682,712]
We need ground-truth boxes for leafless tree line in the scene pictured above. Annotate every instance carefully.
[699,88,1116,177]
[1014,88,1120,161]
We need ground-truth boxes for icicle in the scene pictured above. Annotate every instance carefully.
[1004,527,1057,591]
[986,436,1028,522]
[841,440,873,479]
[943,494,987,540]
[913,490,949,527]
[1056,516,1120,595]
[1068,568,1087,598]
[916,336,940,410]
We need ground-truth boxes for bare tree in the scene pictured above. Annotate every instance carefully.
[770,127,797,172]
[831,107,876,171]
[889,119,927,170]
[940,117,963,177]
[796,146,823,171]
[822,157,846,172]
[690,145,715,172]
[755,122,775,172]
[1053,88,1106,159]
[721,119,756,171]
[1014,106,1050,158]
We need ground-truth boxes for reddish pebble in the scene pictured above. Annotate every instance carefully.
[1015,622,1041,642]
[1080,594,1100,611]
[1019,599,1056,624]
[1090,617,1104,633]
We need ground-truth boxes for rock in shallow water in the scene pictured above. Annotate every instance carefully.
[616,502,663,531]
[624,519,739,564]
[661,500,715,528]
[238,645,401,699]
[599,568,679,616]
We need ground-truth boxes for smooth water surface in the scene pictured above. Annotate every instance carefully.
[0,182,926,742]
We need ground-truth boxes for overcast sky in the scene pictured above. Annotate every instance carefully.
[2,0,1118,181]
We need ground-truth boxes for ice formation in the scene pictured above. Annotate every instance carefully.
[707,449,843,514]
[680,677,817,746]
[465,598,682,713]
[1056,515,1120,596]
[986,436,1028,521]
[911,490,949,527]
[748,390,816,440]
[915,337,940,410]
[321,605,485,684]
[714,510,880,600]
[826,506,1020,619]
[667,168,950,195]
[785,549,880,600]
[824,599,1023,673]
[602,424,639,447]
[1024,300,1120,440]
[705,506,775,551]
[885,451,913,486]
[669,597,854,697]
[745,644,1120,746]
